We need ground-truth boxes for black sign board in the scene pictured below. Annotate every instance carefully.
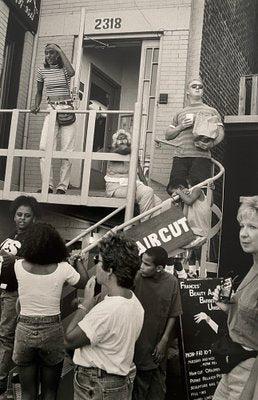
[179,278,226,400]
[4,0,41,33]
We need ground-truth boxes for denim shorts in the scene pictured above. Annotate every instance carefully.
[13,315,65,367]
[74,366,129,400]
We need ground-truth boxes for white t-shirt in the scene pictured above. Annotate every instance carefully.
[185,190,210,236]
[73,293,144,376]
[14,259,80,316]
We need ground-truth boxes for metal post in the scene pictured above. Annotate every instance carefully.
[3,110,19,197]
[124,102,142,223]
[81,110,96,203]
[40,109,56,201]
[19,32,39,191]
[73,7,86,100]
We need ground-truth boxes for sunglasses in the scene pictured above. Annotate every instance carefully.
[93,254,102,265]
[190,84,203,89]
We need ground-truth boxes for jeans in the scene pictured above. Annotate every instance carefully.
[0,290,18,390]
[128,364,136,400]
[74,366,129,400]
[212,357,255,400]
[132,366,166,400]
[39,105,75,192]
[106,182,162,220]
[13,314,65,367]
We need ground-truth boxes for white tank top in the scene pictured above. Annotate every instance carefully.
[14,259,80,316]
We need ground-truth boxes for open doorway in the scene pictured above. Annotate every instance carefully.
[88,66,121,190]
[70,38,160,194]
[89,66,121,153]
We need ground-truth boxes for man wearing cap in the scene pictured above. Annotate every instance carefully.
[165,77,224,194]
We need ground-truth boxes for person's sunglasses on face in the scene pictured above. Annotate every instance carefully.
[191,84,203,89]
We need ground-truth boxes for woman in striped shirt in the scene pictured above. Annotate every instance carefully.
[32,43,75,194]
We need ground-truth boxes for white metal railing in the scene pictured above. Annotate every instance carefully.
[0,103,141,222]
[0,105,225,275]
[66,157,225,277]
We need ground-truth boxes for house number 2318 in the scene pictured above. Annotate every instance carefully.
[95,18,122,30]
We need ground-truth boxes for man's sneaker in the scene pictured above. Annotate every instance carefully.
[56,189,66,195]
[182,236,207,250]
[187,271,199,278]
[176,269,188,279]
[37,188,53,193]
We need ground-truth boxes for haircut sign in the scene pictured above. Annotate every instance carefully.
[180,279,226,400]
[126,205,194,255]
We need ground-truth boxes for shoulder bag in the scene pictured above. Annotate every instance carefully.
[54,69,76,126]
[211,326,257,374]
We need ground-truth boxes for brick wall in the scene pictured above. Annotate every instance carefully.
[200,0,258,202]
[151,30,190,189]
[186,0,205,83]
[0,4,34,189]
[25,0,193,191]
[200,0,258,119]
[12,32,34,187]
[40,0,191,15]
[150,0,205,191]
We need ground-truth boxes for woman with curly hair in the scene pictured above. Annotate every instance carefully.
[12,223,88,400]
[32,43,75,194]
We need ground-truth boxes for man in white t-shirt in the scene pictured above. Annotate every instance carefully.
[65,234,144,400]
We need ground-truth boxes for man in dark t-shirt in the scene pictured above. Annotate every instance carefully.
[133,247,182,400]
[0,196,40,395]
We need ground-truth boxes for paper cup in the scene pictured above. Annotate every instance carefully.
[185,113,194,124]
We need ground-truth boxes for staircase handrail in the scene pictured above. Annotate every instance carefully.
[78,158,224,255]
[65,204,126,247]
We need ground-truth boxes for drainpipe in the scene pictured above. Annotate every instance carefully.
[19,31,39,191]
[124,101,142,222]
[73,7,86,103]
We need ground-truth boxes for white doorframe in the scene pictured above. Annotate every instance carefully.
[136,39,161,178]
[70,34,161,188]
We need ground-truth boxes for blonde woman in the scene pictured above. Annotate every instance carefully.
[213,196,258,399]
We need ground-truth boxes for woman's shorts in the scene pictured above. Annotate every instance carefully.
[13,314,65,367]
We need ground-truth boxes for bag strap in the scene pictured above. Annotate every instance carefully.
[48,100,56,110]
[63,68,72,99]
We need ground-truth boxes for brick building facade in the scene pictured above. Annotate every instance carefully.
[0,0,258,229]
[200,0,258,204]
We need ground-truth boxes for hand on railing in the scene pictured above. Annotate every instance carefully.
[68,249,85,268]
[208,181,215,190]
[31,105,40,114]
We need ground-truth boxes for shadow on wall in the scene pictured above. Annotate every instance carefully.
[0,201,15,243]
